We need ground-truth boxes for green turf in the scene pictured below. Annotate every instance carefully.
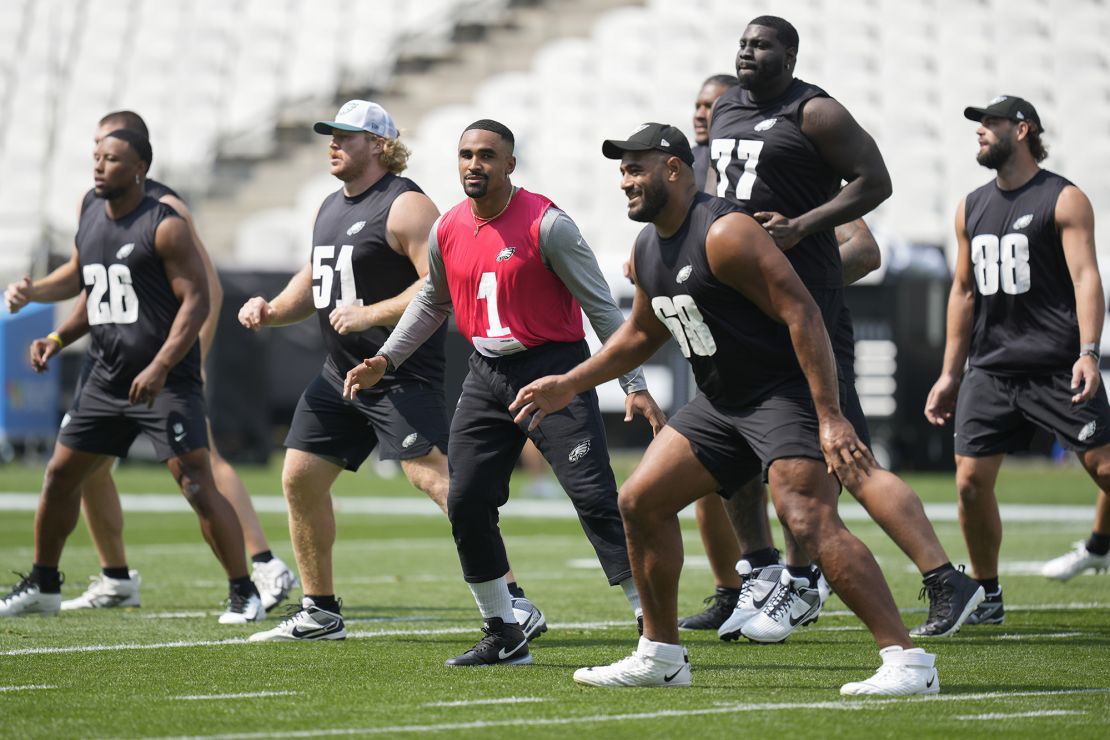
[2,463,1109,738]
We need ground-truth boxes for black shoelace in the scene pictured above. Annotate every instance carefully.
[466,624,506,655]
[4,572,35,599]
[918,578,953,624]
[763,582,797,622]
[227,591,253,613]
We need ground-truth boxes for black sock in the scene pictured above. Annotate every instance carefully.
[250,550,274,564]
[743,547,780,569]
[229,575,258,598]
[103,567,130,580]
[31,564,61,594]
[922,562,955,582]
[786,564,817,586]
[507,581,525,599]
[977,577,1000,595]
[307,594,340,613]
[716,584,741,595]
[1086,533,1110,556]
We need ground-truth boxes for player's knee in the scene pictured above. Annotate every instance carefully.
[617,484,651,525]
[955,470,988,503]
[41,459,80,502]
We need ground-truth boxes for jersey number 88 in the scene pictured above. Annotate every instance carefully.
[971,233,1030,296]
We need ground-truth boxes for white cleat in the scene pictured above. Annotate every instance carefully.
[573,637,691,687]
[840,646,939,696]
[1041,541,1110,581]
[61,571,141,610]
[718,561,784,641]
[0,574,61,617]
[741,570,822,643]
[248,598,346,641]
[219,591,263,624]
[512,596,548,642]
[251,557,298,613]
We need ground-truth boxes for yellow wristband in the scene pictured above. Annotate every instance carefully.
[47,332,64,348]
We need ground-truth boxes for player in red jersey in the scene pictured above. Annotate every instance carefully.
[345,119,664,666]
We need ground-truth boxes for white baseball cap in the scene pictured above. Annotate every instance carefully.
[313,100,398,139]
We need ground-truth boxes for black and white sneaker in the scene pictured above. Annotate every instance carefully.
[678,586,740,630]
[512,597,548,642]
[248,597,346,641]
[0,573,61,617]
[445,618,532,666]
[965,588,1004,625]
[219,589,263,624]
[909,567,985,637]
[718,562,785,641]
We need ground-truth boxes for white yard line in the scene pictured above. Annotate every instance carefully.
[0,684,55,692]
[424,697,545,707]
[995,632,1082,640]
[148,689,1110,739]
[956,710,1086,720]
[0,494,1096,522]
[175,692,300,701]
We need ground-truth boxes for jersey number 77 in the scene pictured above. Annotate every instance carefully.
[711,138,765,200]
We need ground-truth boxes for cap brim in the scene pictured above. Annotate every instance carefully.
[963,106,992,123]
[313,121,366,135]
[602,139,654,160]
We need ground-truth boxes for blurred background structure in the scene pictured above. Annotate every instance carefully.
[2,0,1108,468]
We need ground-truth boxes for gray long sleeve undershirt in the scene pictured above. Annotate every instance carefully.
[379,204,648,395]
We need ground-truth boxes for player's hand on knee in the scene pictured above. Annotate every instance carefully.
[129,361,169,407]
[238,296,274,330]
[624,390,667,435]
[924,374,960,426]
[343,356,387,399]
[819,414,873,481]
[4,275,33,313]
[510,376,575,431]
[29,337,60,373]
[1071,355,1100,404]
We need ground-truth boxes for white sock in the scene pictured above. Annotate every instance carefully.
[620,577,641,617]
[637,636,685,662]
[467,576,515,624]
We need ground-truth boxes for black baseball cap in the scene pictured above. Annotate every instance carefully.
[602,122,695,167]
[963,95,1042,130]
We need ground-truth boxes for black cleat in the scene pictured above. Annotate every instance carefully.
[965,588,1005,625]
[678,586,741,630]
[909,567,986,637]
[446,618,532,666]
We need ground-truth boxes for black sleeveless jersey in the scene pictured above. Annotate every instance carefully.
[81,179,180,217]
[311,173,445,386]
[633,192,803,406]
[964,169,1078,375]
[75,196,201,394]
[710,79,855,374]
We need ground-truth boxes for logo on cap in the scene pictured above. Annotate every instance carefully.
[633,123,651,134]
[340,101,360,115]
[989,95,1008,105]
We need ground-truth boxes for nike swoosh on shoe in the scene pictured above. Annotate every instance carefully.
[664,668,684,682]
[497,640,526,660]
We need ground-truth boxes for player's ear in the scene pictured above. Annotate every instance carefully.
[506,154,516,175]
[667,156,681,181]
[785,47,797,72]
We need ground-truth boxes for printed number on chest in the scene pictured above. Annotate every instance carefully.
[710,138,764,200]
[970,233,1030,296]
[312,245,363,309]
[84,264,139,325]
[652,295,717,357]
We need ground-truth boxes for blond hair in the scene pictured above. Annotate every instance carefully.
[379,135,411,174]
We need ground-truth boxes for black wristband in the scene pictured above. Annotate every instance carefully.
[375,351,396,373]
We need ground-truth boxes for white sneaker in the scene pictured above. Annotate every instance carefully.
[248,597,346,641]
[61,571,141,610]
[1041,541,1110,581]
[840,646,939,696]
[0,574,61,617]
[574,637,691,687]
[218,591,263,624]
[251,557,298,612]
[741,570,822,643]
[512,596,548,642]
[718,561,784,641]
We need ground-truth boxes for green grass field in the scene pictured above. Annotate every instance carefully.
[2,459,1109,738]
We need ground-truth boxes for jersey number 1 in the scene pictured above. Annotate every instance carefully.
[312,245,362,309]
[477,272,510,337]
[84,264,139,325]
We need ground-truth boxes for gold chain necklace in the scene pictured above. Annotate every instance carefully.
[471,188,514,236]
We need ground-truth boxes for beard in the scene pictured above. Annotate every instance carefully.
[462,174,489,198]
[977,136,1014,170]
[94,185,124,200]
[627,178,669,223]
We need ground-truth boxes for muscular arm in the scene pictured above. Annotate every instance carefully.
[940,200,976,379]
[150,216,210,373]
[1059,185,1105,402]
[8,250,83,307]
[794,97,893,238]
[836,218,881,285]
[540,209,648,394]
[263,263,316,327]
[161,194,222,358]
[707,212,842,419]
[377,221,454,368]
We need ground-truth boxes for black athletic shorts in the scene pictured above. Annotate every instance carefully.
[955,367,1110,456]
[669,376,868,491]
[57,373,209,461]
[284,359,448,471]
